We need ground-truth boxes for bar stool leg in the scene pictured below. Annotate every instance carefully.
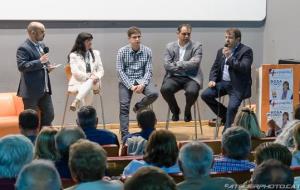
[61,93,70,127]
[196,99,203,135]
[99,94,106,129]
[166,108,171,130]
[193,103,197,139]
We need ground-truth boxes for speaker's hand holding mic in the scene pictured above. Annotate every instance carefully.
[222,43,231,58]
[208,81,216,88]
[40,54,49,64]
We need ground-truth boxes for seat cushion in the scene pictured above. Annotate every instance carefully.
[0,94,16,116]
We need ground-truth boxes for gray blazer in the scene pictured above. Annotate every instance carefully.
[16,39,52,99]
[163,40,203,88]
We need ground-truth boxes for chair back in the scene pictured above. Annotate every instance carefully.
[65,64,72,81]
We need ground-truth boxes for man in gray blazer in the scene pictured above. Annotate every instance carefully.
[16,22,54,126]
[161,24,203,122]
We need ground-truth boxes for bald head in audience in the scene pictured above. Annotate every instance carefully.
[15,159,61,190]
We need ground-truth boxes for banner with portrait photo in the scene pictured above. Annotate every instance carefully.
[268,68,293,128]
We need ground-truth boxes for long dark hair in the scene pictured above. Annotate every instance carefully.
[68,32,95,63]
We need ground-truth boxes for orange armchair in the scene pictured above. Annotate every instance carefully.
[0,92,24,136]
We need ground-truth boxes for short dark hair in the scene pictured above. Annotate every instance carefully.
[177,24,192,33]
[143,130,178,167]
[255,142,292,166]
[124,166,176,190]
[222,127,251,160]
[251,159,294,190]
[77,106,97,128]
[69,139,107,182]
[136,109,156,130]
[19,109,39,130]
[127,26,141,37]
[225,28,242,42]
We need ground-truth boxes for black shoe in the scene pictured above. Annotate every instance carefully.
[184,112,192,122]
[172,113,179,121]
[133,104,139,113]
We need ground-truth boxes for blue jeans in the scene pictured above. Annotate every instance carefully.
[119,82,158,140]
[201,81,243,131]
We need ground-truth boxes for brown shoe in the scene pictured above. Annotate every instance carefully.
[70,99,80,111]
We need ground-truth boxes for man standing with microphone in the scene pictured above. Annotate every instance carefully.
[16,22,54,126]
[201,28,253,133]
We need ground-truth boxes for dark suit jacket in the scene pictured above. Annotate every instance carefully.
[16,39,51,99]
[209,43,253,99]
[163,40,203,88]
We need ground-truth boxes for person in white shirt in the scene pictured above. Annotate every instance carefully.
[68,32,104,111]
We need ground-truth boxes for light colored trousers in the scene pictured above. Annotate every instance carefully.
[69,79,99,106]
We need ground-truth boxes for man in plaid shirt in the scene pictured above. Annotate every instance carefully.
[116,26,158,141]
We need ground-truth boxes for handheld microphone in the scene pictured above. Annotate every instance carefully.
[42,47,50,67]
[43,47,49,54]
[224,43,229,48]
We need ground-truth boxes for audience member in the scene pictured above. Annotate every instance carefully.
[234,107,265,138]
[15,159,61,190]
[19,109,39,144]
[250,159,294,190]
[34,127,59,161]
[124,166,176,190]
[124,108,156,155]
[212,127,255,172]
[292,124,300,166]
[55,127,86,178]
[177,141,236,190]
[123,130,180,176]
[77,106,119,146]
[255,142,292,166]
[66,139,123,190]
[0,135,33,178]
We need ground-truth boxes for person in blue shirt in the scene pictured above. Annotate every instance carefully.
[123,108,156,143]
[77,105,119,146]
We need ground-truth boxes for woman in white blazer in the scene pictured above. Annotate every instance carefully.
[68,32,104,111]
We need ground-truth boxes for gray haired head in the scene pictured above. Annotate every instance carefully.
[15,159,61,190]
[0,134,33,178]
[178,141,213,177]
[222,127,251,160]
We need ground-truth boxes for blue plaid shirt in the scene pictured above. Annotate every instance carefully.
[212,156,255,173]
[116,44,153,89]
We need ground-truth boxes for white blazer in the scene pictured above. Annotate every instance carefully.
[68,50,104,92]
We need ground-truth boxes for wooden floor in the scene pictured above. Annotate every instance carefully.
[94,120,224,141]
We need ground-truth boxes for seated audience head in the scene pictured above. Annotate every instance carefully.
[76,105,98,129]
[15,159,61,190]
[178,141,213,178]
[136,108,157,130]
[222,126,251,160]
[55,127,86,159]
[250,159,294,190]
[255,142,292,166]
[69,139,107,182]
[124,166,176,190]
[35,127,59,161]
[144,129,178,167]
[295,104,300,120]
[0,135,33,178]
[293,123,300,151]
[18,109,39,134]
